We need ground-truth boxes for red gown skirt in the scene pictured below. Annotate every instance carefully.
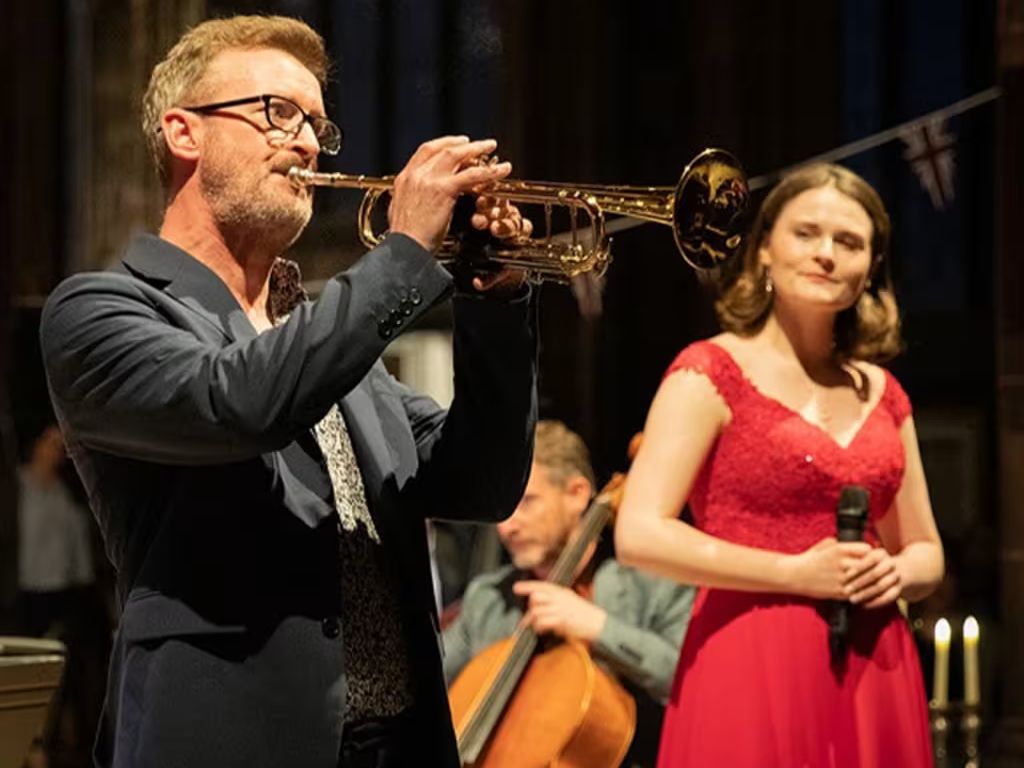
[656,589,933,767]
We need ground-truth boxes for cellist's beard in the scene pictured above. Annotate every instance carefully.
[512,548,563,579]
[509,549,542,571]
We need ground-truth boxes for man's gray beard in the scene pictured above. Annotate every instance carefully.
[509,549,545,572]
[201,166,312,252]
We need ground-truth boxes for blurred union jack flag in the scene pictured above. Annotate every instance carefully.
[899,116,957,210]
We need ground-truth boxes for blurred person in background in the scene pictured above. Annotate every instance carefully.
[17,421,112,768]
[16,423,94,636]
[443,420,695,767]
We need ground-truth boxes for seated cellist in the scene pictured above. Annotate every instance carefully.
[442,420,695,767]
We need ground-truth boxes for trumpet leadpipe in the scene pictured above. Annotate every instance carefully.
[286,166,394,191]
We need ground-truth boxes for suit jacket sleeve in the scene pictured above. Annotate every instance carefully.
[440,570,521,685]
[40,234,451,465]
[592,567,696,702]
[395,288,539,523]
[440,589,478,685]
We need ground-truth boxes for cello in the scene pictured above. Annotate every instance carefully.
[447,447,639,768]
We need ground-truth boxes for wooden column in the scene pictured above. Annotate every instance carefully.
[79,0,205,271]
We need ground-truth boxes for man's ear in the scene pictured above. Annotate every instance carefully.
[161,109,202,163]
[564,474,593,520]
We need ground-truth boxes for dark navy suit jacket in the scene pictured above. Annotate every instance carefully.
[39,233,537,767]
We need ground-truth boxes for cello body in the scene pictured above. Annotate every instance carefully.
[448,636,635,767]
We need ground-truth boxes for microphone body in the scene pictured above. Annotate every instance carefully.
[829,485,870,662]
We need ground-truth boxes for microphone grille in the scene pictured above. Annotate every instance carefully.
[838,485,870,516]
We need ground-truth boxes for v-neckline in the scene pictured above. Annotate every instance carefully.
[705,340,889,452]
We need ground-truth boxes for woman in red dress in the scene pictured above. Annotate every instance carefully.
[615,164,942,767]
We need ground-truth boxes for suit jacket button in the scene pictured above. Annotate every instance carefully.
[321,617,341,638]
[377,320,393,339]
[389,308,402,323]
[409,288,422,305]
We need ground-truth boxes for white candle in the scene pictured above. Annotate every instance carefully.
[933,618,951,708]
[963,616,980,706]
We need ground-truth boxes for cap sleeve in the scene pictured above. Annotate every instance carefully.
[883,369,912,426]
[663,340,745,407]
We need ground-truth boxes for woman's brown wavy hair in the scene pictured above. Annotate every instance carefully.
[715,163,903,363]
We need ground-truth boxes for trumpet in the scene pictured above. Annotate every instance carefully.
[287,148,749,282]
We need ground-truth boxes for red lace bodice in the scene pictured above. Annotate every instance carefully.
[665,340,911,554]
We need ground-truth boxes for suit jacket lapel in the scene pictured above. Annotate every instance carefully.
[120,234,257,343]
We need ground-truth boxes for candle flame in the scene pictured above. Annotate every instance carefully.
[935,617,951,644]
[964,615,979,641]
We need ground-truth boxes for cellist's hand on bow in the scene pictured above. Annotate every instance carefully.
[513,581,608,642]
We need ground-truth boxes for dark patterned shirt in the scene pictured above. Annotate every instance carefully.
[269,258,414,722]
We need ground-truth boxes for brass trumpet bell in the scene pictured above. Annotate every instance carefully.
[672,149,750,271]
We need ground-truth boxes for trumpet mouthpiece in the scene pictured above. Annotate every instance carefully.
[287,166,313,187]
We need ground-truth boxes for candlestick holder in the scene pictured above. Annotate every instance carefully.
[961,702,981,768]
[930,701,950,768]
[929,700,982,767]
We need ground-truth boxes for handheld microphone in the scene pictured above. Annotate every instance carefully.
[829,485,870,663]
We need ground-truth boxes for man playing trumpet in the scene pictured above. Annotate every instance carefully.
[40,14,536,768]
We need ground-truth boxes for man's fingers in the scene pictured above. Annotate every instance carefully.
[451,161,512,193]
[471,269,526,293]
[472,272,505,292]
[421,138,498,174]
[490,219,516,238]
[405,137,497,183]
[450,138,498,166]
[522,605,553,633]
[512,580,542,595]
[471,201,526,241]
[532,616,556,635]
[407,135,470,167]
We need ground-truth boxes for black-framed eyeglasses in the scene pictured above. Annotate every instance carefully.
[181,94,343,155]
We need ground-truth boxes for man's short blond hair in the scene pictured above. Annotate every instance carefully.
[534,420,595,490]
[142,15,329,186]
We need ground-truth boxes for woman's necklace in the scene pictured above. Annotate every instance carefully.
[807,361,869,434]
[813,382,834,427]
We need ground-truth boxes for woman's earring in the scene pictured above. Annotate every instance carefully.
[764,273,774,295]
